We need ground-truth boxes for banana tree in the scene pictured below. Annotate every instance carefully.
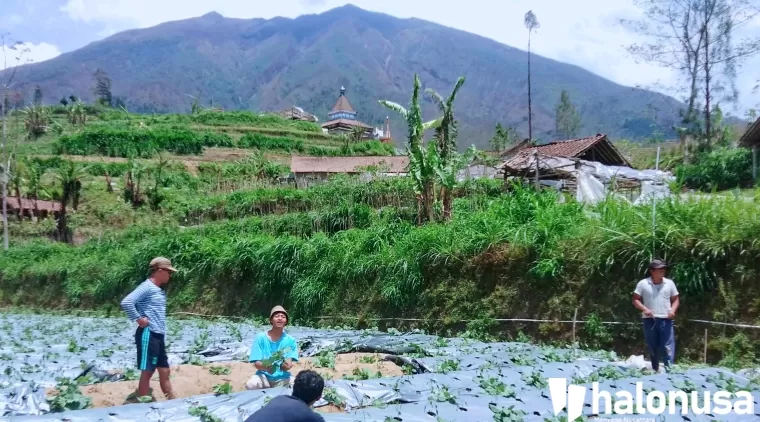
[379,74,441,223]
[425,77,465,221]
[55,160,88,243]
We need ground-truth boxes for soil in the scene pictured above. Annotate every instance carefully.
[56,353,402,411]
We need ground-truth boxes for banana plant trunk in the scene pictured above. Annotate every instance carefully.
[442,187,452,222]
[423,180,435,223]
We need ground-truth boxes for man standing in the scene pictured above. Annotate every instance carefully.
[120,257,178,402]
[245,306,299,390]
[244,370,325,422]
[632,259,680,373]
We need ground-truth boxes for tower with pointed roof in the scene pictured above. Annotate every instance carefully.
[321,86,373,139]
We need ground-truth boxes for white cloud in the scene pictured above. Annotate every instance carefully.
[1,42,62,68]
[21,42,62,65]
[59,0,759,113]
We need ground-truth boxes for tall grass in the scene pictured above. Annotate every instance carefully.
[2,183,759,361]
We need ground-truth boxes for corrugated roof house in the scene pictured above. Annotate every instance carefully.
[500,134,630,167]
[739,118,760,148]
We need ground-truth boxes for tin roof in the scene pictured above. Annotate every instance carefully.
[6,198,62,212]
[291,156,409,173]
[739,118,760,148]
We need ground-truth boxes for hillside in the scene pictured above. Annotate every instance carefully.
[2,5,686,148]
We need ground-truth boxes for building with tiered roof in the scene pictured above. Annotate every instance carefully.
[320,86,374,139]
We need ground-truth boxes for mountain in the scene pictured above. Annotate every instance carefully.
[3,4,686,148]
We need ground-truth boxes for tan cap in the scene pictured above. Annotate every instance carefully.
[270,305,288,319]
[150,257,178,272]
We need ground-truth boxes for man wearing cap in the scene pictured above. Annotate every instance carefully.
[245,306,299,390]
[120,257,178,402]
[632,259,680,373]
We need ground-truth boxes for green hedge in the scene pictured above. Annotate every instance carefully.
[53,128,234,158]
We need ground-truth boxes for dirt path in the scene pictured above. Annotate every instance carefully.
[64,353,402,410]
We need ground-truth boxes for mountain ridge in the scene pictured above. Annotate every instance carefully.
[2,4,686,148]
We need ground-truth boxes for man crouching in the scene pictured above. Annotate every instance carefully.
[245,306,299,389]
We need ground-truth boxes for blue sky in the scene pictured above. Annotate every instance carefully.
[2,0,758,114]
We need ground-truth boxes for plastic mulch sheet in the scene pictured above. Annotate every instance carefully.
[1,313,758,421]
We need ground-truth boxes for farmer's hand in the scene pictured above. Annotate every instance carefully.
[643,308,654,317]
[136,317,149,328]
[667,311,676,319]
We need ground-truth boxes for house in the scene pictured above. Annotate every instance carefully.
[277,106,318,123]
[500,134,630,167]
[291,156,408,187]
[6,198,63,220]
[320,87,374,139]
[739,117,760,180]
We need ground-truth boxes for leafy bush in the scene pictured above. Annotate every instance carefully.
[53,127,234,158]
[676,147,753,191]
[190,111,322,132]
[238,133,304,152]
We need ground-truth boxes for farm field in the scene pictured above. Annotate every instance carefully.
[1,312,759,421]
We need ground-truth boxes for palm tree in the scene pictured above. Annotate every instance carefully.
[425,77,465,221]
[379,74,440,223]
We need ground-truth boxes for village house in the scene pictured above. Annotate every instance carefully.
[276,106,318,122]
[739,117,759,180]
[290,156,409,187]
[6,198,63,220]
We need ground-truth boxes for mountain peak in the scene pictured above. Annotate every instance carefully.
[200,11,223,20]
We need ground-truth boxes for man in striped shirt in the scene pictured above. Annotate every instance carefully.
[120,257,178,402]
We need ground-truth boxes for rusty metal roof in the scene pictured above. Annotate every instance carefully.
[291,156,409,173]
[501,134,629,167]
[321,118,373,129]
[739,118,760,148]
[6,198,62,212]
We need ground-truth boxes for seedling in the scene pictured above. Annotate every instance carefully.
[314,351,336,369]
[430,385,457,405]
[48,378,92,412]
[521,370,547,389]
[478,376,516,398]
[212,383,233,395]
[209,366,231,376]
[360,355,377,364]
[189,405,223,422]
[322,386,346,408]
[438,359,460,373]
[490,403,526,422]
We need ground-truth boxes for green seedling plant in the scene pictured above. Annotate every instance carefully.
[188,405,223,422]
[322,386,346,409]
[314,351,336,369]
[360,355,377,364]
[521,370,548,389]
[49,377,92,412]
[490,403,526,422]
[260,347,291,369]
[511,354,537,366]
[212,382,233,395]
[209,366,231,376]
[430,384,458,405]
[478,376,517,398]
[438,359,460,373]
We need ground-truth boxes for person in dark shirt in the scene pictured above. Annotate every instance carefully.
[244,370,326,422]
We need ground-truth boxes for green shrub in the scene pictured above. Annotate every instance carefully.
[238,133,305,152]
[53,127,234,158]
[676,147,753,191]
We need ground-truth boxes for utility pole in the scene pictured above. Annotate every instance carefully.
[1,99,7,251]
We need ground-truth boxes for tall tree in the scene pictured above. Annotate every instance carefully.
[489,123,520,152]
[60,97,68,106]
[93,69,113,107]
[524,10,540,141]
[379,75,440,224]
[33,85,42,106]
[554,90,582,139]
[623,0,760,152]
[425,77,466,221]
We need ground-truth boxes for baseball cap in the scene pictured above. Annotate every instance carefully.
[150,257,178,272]
[648,259,668,269]
[270,305,288,319]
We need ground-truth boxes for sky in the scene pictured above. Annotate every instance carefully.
[1,0,758,115]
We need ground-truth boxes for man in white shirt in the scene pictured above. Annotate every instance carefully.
[632,259,680,373]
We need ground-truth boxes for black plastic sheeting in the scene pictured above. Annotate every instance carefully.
[1,313,759,421]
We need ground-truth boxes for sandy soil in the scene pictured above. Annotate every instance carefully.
[60,353,402,410]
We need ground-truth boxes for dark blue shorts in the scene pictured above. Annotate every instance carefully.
[135,327,169,371]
